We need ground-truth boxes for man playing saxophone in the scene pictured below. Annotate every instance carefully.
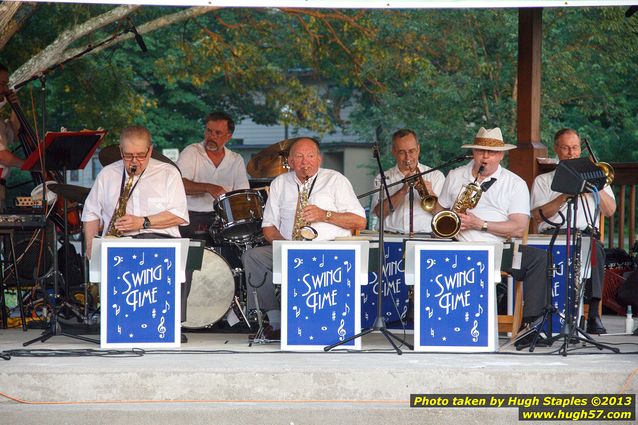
[530,128,616,335]
[82,126,188,252]
[434,127,548,346]
[371,129,445,235]
[242,137,366,339]
[82,126,189,339]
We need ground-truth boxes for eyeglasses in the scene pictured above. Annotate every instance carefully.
[120,149,149,161]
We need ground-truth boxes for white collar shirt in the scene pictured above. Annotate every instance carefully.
[371,163,446,233]
[262,168,365,241]
[81,158,189,237]
[438,160,530,242]
[531,169,615,233]
[176,142,249,212]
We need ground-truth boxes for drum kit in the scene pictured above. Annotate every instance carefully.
[183,139,293,329]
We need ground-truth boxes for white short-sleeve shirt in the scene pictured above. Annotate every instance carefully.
[176,143,249,212]
[438,160,530,242]
[262,168,366,241]
[82,158,189,238]
[531,170,615,233]
[371,163,445,233]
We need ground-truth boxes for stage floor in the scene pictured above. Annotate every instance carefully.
[1,315,637,425]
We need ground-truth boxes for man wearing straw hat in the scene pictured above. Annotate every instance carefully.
[434,127,548,344]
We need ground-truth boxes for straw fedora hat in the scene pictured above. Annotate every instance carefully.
[461,127,516,151]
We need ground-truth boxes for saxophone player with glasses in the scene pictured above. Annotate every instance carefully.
[242,137,366,339]
[434,127,549,347]
[371,129,445,235]
[82,126,189,338]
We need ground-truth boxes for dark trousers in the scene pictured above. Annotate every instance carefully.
[242,245,276,311]
[505,245,549,319]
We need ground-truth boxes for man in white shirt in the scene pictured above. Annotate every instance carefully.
[371,129,445,234]
[435,127,549,344]
[531,128,616,335]
[242,137,367,339]
[0,63,26,209]
[176,112,249,244]
[82,126,189,338]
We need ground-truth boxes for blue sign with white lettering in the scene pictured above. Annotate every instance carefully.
[284,248,357,348]
[528,242,570,334]
[362,241,411,330]
[418,248,491,348]
[104,246,178,345]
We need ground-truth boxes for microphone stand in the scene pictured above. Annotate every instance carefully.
[325,152,470,354]
[541,194,618,355]
[325,144,410,354]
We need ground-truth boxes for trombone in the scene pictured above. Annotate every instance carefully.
[583,138,614,187]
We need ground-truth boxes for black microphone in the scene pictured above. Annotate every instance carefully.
[127,19,147,52]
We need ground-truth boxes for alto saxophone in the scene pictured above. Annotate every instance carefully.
[105,165,137,237]
[291,176,318,241]
[431,165,484,238]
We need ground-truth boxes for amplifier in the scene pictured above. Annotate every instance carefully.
[0,214,48,230]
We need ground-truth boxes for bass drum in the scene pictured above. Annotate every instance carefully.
[182,248,235,329]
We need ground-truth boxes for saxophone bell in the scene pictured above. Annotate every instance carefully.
[129,164,138,175]
[431,165,484,238]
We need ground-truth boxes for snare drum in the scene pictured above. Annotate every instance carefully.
[182,249,235,329]
[213,189,264,242]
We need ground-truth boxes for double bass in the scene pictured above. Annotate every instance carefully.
[6,94,83,234]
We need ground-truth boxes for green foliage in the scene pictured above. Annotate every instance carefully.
[2,5,637,167]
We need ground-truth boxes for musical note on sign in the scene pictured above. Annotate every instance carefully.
[475,304,483,318]
[319,255,325,268]
[162,300,170,314]
[293,258,303,269]
[451,255,458,269]
[337,319,346,341]
[113,256,124,267]
[471,319,480,342]
[139,252,145,266]
[342,303,350,317]
[117,325,122,335]
[158,316,166,339]
[112,304,120,316]
[164,258,172,270]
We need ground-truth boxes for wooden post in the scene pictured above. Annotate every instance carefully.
[509,7,547,190]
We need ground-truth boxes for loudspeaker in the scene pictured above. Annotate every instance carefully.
[551,157,606,195]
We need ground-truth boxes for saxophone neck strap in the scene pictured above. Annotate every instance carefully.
[296,172,318,198]
[119,164,146,198]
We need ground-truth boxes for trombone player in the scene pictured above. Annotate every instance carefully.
[530,128,616,335]
[434,127,548,345]
[371,129,445,235]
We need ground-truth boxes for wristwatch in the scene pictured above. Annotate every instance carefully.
[143,216,151,229]
[325,210,333,221]
[481,221,488,232]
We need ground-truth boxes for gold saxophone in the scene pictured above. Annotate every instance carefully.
[431,165,484,238]
[409,165,438,212]
[291,176,318,241]
[105,165,137,237]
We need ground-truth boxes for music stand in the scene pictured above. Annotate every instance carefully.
[23,131,106,346]
[538,161,619,355]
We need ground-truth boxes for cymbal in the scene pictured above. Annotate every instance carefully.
[98,145,179,170]
[47,183,91,204]
[246,139,293,178]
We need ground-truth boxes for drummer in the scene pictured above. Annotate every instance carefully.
[176,111,249,244]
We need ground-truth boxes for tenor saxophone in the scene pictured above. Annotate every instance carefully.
[291,176,318,241]
[105,165,137,237]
